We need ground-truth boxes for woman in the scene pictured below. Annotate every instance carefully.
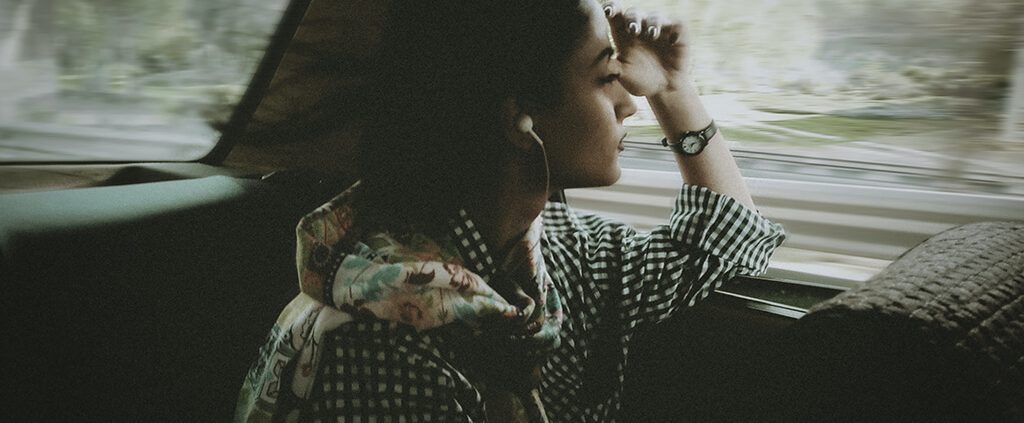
[236,0,785,421]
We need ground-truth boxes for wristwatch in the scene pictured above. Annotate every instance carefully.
[661,120,717,156]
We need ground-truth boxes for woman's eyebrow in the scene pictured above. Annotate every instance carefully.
[592,46,616,67]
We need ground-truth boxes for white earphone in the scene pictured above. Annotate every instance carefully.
[516,114,544,147]
[515,114,550,193]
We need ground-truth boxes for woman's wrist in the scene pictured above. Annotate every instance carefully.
[650,77,698,98]
[646,81,713,135]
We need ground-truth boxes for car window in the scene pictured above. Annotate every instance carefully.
[566,0,1024,291]
[0,0,289,162]
[621,0,1023,198]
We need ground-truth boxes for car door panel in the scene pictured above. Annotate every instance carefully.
[1,171,344,421]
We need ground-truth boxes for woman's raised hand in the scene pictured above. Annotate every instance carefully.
[603,2,692,97]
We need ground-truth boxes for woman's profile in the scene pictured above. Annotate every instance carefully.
[236,0,785,421]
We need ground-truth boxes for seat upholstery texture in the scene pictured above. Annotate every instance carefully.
[769,222,1024,423]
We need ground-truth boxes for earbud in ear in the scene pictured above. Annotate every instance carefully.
[516,114,534,134]
[513,114,550,193]
[516,114,544,147]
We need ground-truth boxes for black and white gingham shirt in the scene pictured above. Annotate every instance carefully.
[304,185,785,422]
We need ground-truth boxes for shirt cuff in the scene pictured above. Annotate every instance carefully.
[668,184,786,275]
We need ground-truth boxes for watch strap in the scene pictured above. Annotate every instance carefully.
[661,120,717,155]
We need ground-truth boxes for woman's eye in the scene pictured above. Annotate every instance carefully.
[600,73,621,85]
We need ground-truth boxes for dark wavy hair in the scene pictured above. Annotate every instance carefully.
[357,0,590,228]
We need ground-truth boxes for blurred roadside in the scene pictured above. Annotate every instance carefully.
[624,92,1024,197]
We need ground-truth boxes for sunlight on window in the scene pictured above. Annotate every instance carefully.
[622,0,1024,197]
[0,0,287,162]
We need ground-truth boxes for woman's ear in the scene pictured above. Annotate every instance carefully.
[502,97,535,152]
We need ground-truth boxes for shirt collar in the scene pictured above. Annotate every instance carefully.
[446,208,499,283]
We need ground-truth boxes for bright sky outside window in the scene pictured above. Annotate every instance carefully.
[0,0,288,162]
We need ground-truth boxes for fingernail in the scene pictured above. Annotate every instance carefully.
[646,26,658,39]
[628,22,640,35]
[603,5,612,16]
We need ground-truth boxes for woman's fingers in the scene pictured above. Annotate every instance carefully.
[658,22,685,45]
[642,15,663,40]
[602,2,620,18]
[605,5,679,44]
[605,4,633,47]
[621,8,643,36]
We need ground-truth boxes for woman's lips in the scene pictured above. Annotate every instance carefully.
[618,133,627,151]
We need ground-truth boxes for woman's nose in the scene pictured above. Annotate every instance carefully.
[617,91,638,122]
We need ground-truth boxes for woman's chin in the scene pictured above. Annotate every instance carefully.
[589,166,622,188]
[606,165,623,186]
[555,164,622,190]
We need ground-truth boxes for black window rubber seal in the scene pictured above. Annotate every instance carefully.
[200,0,316,165]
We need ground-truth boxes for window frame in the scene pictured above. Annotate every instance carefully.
[199,0,315,166]
[565,167,1024,292]
[7,0,1021,307]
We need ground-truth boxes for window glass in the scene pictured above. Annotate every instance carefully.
[0,0,288,162]
[622,0,1024,197]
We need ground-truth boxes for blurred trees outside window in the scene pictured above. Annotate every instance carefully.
[623,0,1024,196]
[1,0,1022,198]
[0,0,287,161]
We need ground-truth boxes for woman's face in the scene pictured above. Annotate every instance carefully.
[533,0,638,191]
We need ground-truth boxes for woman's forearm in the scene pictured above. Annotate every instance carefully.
[647,83,756,210]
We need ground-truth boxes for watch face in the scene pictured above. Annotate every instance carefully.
[681,135,702,154]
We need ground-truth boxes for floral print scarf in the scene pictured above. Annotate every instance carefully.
[235,182,563,422]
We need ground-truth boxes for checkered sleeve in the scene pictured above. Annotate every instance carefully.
[571,184,785,330]
[306,320,484,422]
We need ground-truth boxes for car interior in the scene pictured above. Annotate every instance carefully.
[1,0,1022,422]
